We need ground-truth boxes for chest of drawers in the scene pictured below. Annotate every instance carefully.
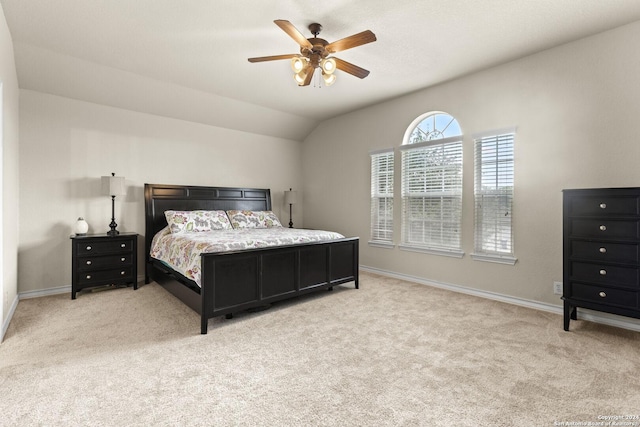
[563,188,640,330]
[71,233,138,299]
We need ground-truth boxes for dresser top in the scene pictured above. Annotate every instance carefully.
[70,232,138,240]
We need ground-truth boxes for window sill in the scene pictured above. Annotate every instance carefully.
[399,244,464,258]
[368,241,395,249]
[471,253,517,265]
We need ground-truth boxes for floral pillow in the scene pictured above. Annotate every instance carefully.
[226,210,283,229]
[164,210,232,233]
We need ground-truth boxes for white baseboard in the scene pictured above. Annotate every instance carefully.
[360,265,640,333]
[18,274,145,300]
[1,294,19,343]
[19,285,71,300]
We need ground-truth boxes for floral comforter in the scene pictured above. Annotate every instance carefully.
[150,227,345,286]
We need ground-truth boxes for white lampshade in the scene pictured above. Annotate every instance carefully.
[284,189,297,205]
[101,174,126,196]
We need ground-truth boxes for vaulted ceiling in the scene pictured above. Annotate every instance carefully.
[3,0,640,140]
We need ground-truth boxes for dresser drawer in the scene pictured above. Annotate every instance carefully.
[571,283,638,309]
[569,219,639,239]
[77,254,133,271]
[77,267,134,285]
[568,195,640,216]
[76,239,133,255]
[571,261,639,289]
[570,240,639,264]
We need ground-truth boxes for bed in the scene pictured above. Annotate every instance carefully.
[144,183,359,334]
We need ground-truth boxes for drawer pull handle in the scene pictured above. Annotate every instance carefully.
[599,247,607,253]
[86,260,92,265]
[121,243,126,248]
[599,225,607,231]
[599,203,607,209]
[599,269,607,276]
[86,245,92,251]
[599,291,607,298]
[121,271,125,275]
[121,257,126,262]
[86,275,91,279]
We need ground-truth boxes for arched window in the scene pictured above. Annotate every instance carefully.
[399,112,464,256]
[408,112,463,143]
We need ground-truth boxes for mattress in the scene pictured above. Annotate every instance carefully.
[150,226,345,286]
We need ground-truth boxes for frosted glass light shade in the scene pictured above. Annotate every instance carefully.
[294,67,312,85]
[321,58,336,74]
[291,56,307,73]
[101,175,126,196]
[322,72,336,86]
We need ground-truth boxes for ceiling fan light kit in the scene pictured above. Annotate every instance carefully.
[248,20,376,87]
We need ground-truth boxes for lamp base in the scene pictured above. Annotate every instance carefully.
[288,203,293,228]
[107,217,119,236]
[107,196,120,236]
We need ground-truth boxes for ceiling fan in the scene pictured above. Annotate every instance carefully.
[248,20,376,87]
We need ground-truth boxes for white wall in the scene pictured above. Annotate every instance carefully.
[1,4,20,340]
[18,90,303,293]
[302,21,640,314]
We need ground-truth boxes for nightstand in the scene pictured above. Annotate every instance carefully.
[70,232,138,299]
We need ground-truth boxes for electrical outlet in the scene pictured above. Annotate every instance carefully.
[553,281,563,295]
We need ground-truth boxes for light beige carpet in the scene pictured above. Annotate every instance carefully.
[1,272,639,426]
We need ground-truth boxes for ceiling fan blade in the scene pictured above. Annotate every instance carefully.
[334,58,370,79]
[274,20,313,50]
[299,66,314,86]
[326,30,376,53]
[248,54,297,63]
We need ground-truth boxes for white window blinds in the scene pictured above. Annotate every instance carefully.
[474,130,515,257]
[370,150,394,243]
[400,138,463,252]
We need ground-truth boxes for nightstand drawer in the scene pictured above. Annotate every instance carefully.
[571,283,638,309]
[76,239,133,255]
[77,254,133,270]
[77,267,134,285]
[571,261,639,289]
[570,219,639,239]
[570,240,639,263]
[568,195,640,216]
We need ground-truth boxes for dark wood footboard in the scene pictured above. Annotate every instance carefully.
[199,237,358,334]
[148,237,358,334]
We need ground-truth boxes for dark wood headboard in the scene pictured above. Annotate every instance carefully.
[144,183,272,263]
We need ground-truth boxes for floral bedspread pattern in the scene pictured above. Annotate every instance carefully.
[150,227,345,286]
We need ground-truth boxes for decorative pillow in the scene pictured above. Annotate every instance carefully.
[164,210,232,233]
[226,210,283,229]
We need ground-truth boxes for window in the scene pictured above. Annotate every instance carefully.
[370,149,394,246]
[472,129,516,264]
[400,112,464,257]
